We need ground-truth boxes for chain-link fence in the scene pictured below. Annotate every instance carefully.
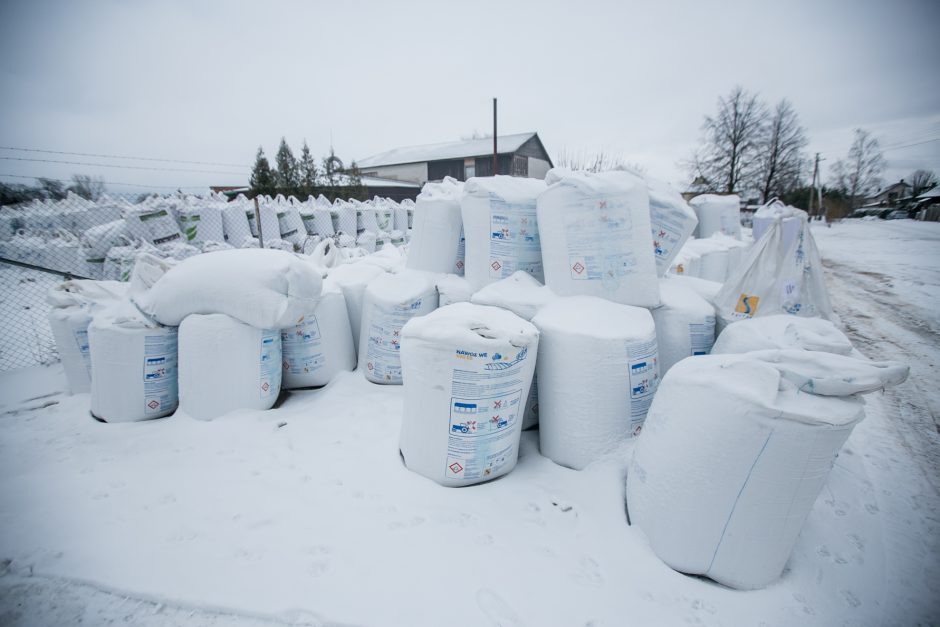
[0,191,414,371]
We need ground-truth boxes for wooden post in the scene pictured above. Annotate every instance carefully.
[254,196,264,248]
[492,98,498,176]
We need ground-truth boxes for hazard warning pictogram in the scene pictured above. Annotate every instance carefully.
[449,462,463,474]
[147,400,159,410]
[572,262,585,274]
[491,260,502,272]
[261,382,269,392]
[456,260,464,270]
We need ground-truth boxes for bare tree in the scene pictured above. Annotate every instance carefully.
[756,99,808,202]
[555,147,643,173]
[908,168,937,198]
[829,129,886,210]
[688,86,767,194]
[67,174,105,200]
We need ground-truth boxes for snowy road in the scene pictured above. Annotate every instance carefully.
[1,219,939,626]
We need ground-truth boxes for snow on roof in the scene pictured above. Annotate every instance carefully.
[917,187,940,200]
[358,132,537,168]
[360,175,420,189]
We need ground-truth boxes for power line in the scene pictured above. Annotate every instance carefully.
[0,156,247,176]
[880,137,940,152]
[0,146,249,169]
[0,173,211,190]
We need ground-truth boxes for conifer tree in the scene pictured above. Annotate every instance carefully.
[274,137,299,197]
[298,140,318,199]
[249,147,276,197]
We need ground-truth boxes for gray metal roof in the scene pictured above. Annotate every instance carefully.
[358,132,537,168]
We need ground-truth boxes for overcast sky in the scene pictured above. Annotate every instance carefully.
[1,0,938,195]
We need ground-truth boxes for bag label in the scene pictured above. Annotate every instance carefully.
[142,331,178,415]
[259,330,279,399]
[281,317,324,376]
[488,196,542,280]
[689,317,716,356]
[564,197,635,289]
[73,327,92,377]
[365,296,428,383]
[627,335,659,435]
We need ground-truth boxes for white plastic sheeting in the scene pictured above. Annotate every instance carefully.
[537,170,660,307]
[689,194,741,239]
[711,314,853,355]
[399,302,539,486]
[652,278,716,376]
[281,286,356,389]
[626,350,909,589]
[533,296,659,469]
[178,313,281,420]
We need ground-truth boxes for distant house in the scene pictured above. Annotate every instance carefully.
[357,132,553,185]
[866,179,912,208]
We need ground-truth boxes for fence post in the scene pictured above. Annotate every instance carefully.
[254,196,264,248]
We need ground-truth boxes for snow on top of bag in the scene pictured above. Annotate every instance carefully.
[46,279,128,308]
[463,174,546,202]
[403,301,538,347]
[745,349,909,398]
[534,294,654,340]
[470,270,557,321]
[711,314,853,355]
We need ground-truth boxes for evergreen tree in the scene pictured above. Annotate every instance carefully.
[298,140,318,199]
[274,137,299,197]
[249,147,276,197]
[344,160,367,201]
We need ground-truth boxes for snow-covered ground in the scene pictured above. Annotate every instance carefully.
[1,219,938,626]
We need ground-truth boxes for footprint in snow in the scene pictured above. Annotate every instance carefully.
[476,587,524,627]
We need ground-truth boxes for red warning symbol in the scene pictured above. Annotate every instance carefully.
[261,382,270,392]
[572,262,585,275]
[147,400,159,410]
[449,462,463,474]
[490,260,502,272]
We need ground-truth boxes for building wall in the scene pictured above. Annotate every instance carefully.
[359,162,429,185]
[528,157,551,180]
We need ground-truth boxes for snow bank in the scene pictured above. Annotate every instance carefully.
[537,170,659,307]
[627,350,909,589]
[651,279,716,376]
[281,286,355,389]
[399,302,538,486]
[711,314,853,355]
[689,194,741,239]
[533,296,658,469]
[406,177,465,274]
[648,177,698,277]
[178,314,281,420]
[461,175,546,288]
[133,248,323,329]
[359,271,438,384]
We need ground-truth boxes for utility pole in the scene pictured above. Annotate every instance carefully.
[492,98,498,177]
[807,152,821,218]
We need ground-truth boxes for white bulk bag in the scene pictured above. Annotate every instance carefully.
[533,296,659,469]
[399,302,539,486]
[461,175,546,289]
[281,286,355,388]
[359,270,438,384]
[751,200,806,249]
[300,206,335,237]
[681,237,732,283]
[665,274,723,302]
[356,231,377,253]
[537,169,659,307]
[711,314,853,356]
[327,263,386,355]
[221,203,253,244]
[49,307,93,394]
[133,248,322,329]
[647,177,698,277]
[123,205,183,245]
[393,206,408,231]
[79,219,129,279]
[406,178,465,274]
[331,200,358,235]
[88,304,178,422]
[277,205,306,248]
[626,350,909,589]
[178,314,281,420]
[689,194,741,239]
[651,279,716,376]
[356,206,379,234]
[436,274,474,307]
[178,203,226,245]
[256,203,282,244]
[713,215,832,328]
[102,245,138,282]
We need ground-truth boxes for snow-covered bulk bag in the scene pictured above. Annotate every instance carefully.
[88,304,178,422]
[406,178,465,274]
[256,202,282,244]
[532,296,659,469]
[689,194,741,239]
[281,285,355,389]
[626,350,909,589]
[177,313,280,420]
[751,200,806,249]
[356,231,377,253]
[102,245,138,282]
[328,262,385,356]
[461,175,545,289]
[651,279,716,376]
[356,206,379,234]
[681,237,729,283]
[157,241,201,261]
[668,243,701,278]
[711,314,853,356]
[300,205,335,238]
[359,270,438,384]
[221,203,253,244]
[276,205,306,249]
[666,274,722,302]
[331,200,358,235]
[133,248,322,329]
[79,220,129,279]
[358,245,406,273]
[178,203,225,245]
[647,177,698,277]
[375,205,394,233]
[393,206,408,232]
[123,205,183,245]
[49,306,93,394]
[399,302,539,487]
[537,170,660,307]
[436,274,474,307]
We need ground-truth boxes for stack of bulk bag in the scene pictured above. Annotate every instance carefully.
[133,248,322,330]
[626,350,909,589]
[47,280,128,394]
[461,175,546,289]
[123,204,184,245]
[713,212,832,329]
[79,220,130,279]
[178,202,225,245]
[471,271,558,429]
[711,314,853,356]
[221,201,254,245]
[331,199,358,235]
[689,194,741,239]
[436,274,474,307]
[178,314,281,420]
[651,278,716,376]
[281,284,356,389]
[88,302,178,422]
[399,302,539,487]
[359,271,438,384]
[532,296,659,469]
[328,262,386,355]
[406,177,465,274]
[647,177,698,277]
[537,170,660,307]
